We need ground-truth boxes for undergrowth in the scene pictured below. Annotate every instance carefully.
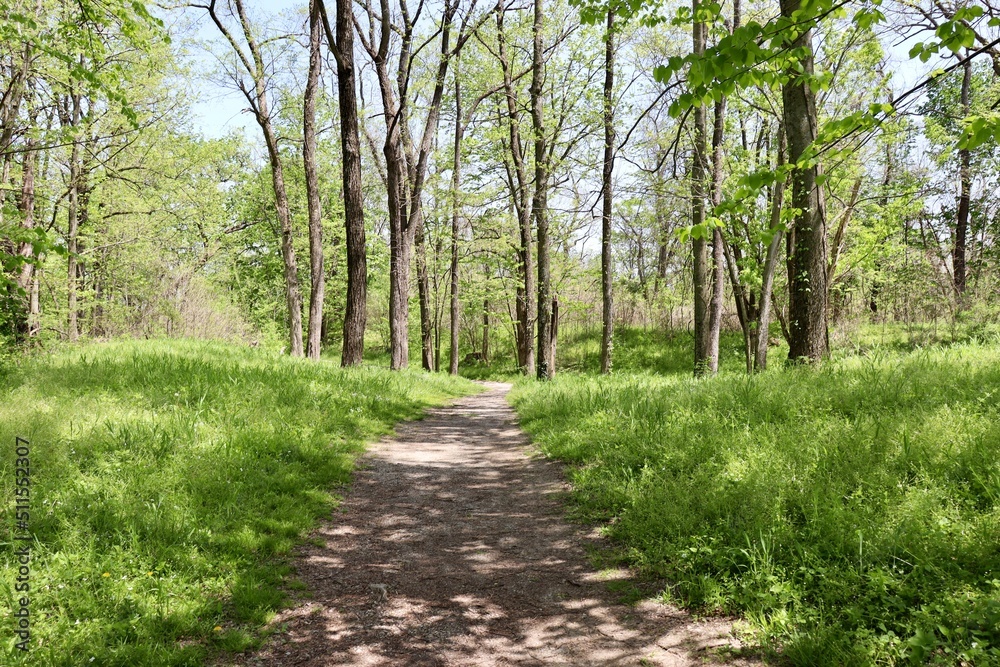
[0,339,473,665]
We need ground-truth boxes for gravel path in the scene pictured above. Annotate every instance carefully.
[232,381,755,666]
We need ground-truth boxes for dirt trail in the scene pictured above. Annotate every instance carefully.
[233,381,754,666]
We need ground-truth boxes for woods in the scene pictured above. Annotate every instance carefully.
[3,0,997,375]
[2,0,1000,664]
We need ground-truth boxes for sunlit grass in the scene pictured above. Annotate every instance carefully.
[511,340,1000,665]
[0,339,474,665]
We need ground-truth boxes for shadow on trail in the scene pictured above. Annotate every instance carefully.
[236,383,751,667]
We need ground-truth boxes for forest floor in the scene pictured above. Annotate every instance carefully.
[228,381,755,666]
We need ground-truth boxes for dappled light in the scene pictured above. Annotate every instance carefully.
[235,384,752,666]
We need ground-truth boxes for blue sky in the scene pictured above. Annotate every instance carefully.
[184,0,305,139]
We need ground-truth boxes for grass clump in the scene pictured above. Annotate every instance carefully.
[510,343,1000,665]
[0,339,473,665]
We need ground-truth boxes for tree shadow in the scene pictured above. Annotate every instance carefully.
[231,385,758,666]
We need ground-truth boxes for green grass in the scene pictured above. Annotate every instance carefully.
[557,327,760,375]
[0,339,474,665]
[511,340,1000,665]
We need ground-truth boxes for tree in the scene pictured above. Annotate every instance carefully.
[303,0,325,359]
[690,0,714,374]
[357,0,477,370]
[494,0,536,375]
[317,0,368,366]
[599,6,615,374]
[533,0,553,380]
[199,0,305,357]
[780,0,828,362]
[450,61,464,375]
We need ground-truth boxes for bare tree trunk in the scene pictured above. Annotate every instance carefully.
[387,150,411,369]
[416,211,435,370]
[826,176,862,288]
[691,0,711,374]
[449,64,463,375]
[706,96,726,374]
[13,107,37,342]
[304,0,325,360]
[532,0,553,380]
[372,1,411,371]
[15,119,37,295]
[66,92,81,342]
[416,214,434,370]
[0,34,31,160]
[482,297,490,362]
[654,158,668,293]
[599,9,615,375]
[754,128,786,371]
[706,0,740,370]
[781,0,828,362]
[549,297,559,376]
[29,269,40,339]
[265,128,304,356]
[320,0,367,366]
[954,56,971,302]
[869,132,892,317]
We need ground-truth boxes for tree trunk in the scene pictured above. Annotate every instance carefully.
[549,297,559,376]
[29,268,40,339]
[369,0,458,370]
[386,140,411,369]
[826,176,863,289]
[532,0,552,380]
[264,126,304,357]
[708,0,740,369]
[66,92,82,342]
[482,297,490,363]
[654,158,668,294]
[415,211,434,371]
[754,127,786,371]
[322,0,368,366]
[449,64,463,375]
[706,95,727,374]
[691,0,711,375]
[13,112,37,342]
[304,0,325,360]
[781,0,828,362]
[954,57,971,301]
[599,9,615,375]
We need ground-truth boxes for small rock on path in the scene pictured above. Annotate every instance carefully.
[230,381,756,666]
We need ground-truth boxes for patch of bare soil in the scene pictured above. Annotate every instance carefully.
[227,381,758,666]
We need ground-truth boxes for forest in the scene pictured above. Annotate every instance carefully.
[1,0,999,664]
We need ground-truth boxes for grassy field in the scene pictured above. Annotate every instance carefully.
[0,339,474,666]
[511,335,1000,665]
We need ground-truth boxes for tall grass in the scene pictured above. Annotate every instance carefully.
[556,327,758,375]
[0,339,473,665]
[511,343,1000,665]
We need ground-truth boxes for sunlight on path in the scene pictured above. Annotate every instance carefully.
[229,382,756,666]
